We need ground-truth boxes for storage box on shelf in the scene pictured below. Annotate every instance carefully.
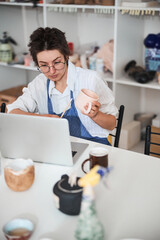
[101,0,114,5]
[152,113,160,128]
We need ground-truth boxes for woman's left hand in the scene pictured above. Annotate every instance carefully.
[82,101,101,119]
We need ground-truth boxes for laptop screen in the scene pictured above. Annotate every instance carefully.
[0,113,89,166]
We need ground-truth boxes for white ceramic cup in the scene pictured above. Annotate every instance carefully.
[75,88,99,114]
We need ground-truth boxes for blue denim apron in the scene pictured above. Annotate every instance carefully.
[47,79,110,145]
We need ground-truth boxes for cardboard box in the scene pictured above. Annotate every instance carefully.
[119,121,141,150]
[0,85,26,112]
[101,0,114,5]
[152,114,160,128]
[0,94,17,106]
[74,0,86,4]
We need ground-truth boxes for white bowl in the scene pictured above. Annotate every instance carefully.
[3,218,34,239]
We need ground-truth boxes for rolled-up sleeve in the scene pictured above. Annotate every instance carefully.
[92,73,118,117]
[7,82,38,113]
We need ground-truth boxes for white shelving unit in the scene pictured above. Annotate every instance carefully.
[0,0,160,131]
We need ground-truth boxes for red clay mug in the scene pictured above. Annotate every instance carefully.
[81,147,109,173]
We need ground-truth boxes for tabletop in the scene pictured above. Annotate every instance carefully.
[0,137,160,240]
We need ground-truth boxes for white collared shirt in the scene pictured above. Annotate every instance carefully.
[7,61,118,138]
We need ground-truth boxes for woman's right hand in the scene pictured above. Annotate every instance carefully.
[41,114,60,118]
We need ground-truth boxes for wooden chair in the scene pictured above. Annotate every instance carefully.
[144,125,160,158]
[0,103,6,113]
[108,105,125,148]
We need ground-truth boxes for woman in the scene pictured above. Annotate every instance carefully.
[7,27,118,145]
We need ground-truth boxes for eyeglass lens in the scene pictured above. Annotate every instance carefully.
[39,62,65,73]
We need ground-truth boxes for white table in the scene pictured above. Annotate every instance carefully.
[0,137,160,240]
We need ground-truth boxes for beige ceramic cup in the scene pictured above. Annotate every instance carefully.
[75,88,99,114]
[4,159,35,192]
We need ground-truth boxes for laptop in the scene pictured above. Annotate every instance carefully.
[0,113,89,166]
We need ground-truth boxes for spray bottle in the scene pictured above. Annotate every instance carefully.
[0,32,17,63]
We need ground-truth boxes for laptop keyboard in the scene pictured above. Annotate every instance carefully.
[72,151,77,157]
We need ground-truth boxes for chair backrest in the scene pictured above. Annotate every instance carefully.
[0,103,6,113]
[109,105,125,148]
[144,125,160,158]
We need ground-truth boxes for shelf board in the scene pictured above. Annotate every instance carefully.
[0,2,115,14]
[45,3,116,13]
[117,76,160,90]
[0,62,113,82]
[119,6,160,11]
[0,1,43,6]
[1,63,159,90]
[0,2,159,11]
[0,2,115,9]
[119,0,159,8]
[46,3,115,9]
[0,62,37,71]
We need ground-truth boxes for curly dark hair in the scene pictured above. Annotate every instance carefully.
[28,27,70,66]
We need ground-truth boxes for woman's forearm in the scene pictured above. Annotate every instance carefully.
[9,109,60,118]
[91,111,116,130]
[9,109,36,116]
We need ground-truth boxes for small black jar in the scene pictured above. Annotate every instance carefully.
[53,174,83,216]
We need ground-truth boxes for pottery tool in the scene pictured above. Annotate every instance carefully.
[68,172,78,187]
[60,98,73,118]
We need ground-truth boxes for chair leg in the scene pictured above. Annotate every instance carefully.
[144,125,151,155]
[1,103,6,113]
[114,105,124,148]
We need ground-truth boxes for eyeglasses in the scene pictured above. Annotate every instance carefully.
[37,61,66,73]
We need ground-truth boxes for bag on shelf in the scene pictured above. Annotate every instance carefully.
[144,33,160,72]
[96,39,114,73]
[145,48,160,72]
